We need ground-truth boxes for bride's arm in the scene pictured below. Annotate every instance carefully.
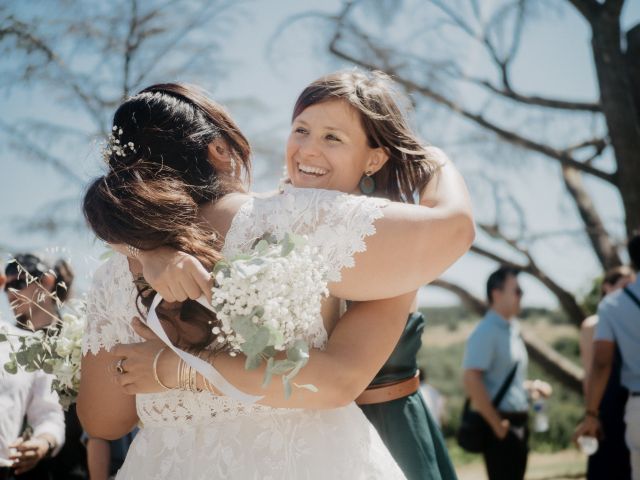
[113,292,414,409]
[130,149,473,303]
[77,350,138,439]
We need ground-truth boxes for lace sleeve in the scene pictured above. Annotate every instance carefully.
[304,189,389,282]
[225,187,388,283]
[82,254,141,355]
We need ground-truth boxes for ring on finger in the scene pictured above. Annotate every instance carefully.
[116,358,127,375]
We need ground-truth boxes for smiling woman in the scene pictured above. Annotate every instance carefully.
[284,69,459,480]
[288,70,440,203]
[287,100,387,193]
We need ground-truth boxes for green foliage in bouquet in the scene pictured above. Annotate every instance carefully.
[211,233,324,398]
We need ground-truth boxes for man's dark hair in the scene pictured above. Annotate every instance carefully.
[629,232,640,271]
[486,266,521,304]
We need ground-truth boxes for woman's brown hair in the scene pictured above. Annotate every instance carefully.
[292,69,440,203]
[83,83,251,347]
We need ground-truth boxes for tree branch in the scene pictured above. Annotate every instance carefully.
[0,121,85,185]
[560,166,622,269]
[470,241,586,326]
[521,330,583,394]
[327,28,616,184]
[463,75,601,112]
[429,279,487,316]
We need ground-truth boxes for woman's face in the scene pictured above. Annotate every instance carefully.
[286,100,382,194]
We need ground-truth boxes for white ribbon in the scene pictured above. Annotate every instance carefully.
[146,293,263,404]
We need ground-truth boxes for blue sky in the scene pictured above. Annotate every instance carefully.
[1,0,639,321]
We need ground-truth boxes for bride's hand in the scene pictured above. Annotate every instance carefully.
[111,317,179,394]
[137,247,212,302]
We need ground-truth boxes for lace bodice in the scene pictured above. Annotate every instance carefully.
[82,187,388,427]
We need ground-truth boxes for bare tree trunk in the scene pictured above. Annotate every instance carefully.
[589,9,640,235]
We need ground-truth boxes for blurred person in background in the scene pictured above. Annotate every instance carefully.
[576,234,640,480]
[462,266,552,480]
[580,266,635,480]
[1,254,87,480]
[0,319,65,480]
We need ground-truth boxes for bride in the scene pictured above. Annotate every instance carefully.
[78,83,474,479]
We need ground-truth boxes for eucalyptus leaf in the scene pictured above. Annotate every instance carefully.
[286,340,310,363]
[213,261,230,276]
[4,361,17,374]
[15,350,28,365]
[283,377,292,399]
[0,333,7,342]
[254,239,269,254]
[267,359,298,375]
[245,354,263,370]
[262,357,275,387]
[280,237,295,256]
[42,359,54,374]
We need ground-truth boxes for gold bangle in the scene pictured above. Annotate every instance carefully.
[152,347,171,390]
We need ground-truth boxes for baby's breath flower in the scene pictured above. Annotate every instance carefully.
[209,234,328,397]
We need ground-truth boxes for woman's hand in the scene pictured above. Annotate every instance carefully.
[111,318,179,394]
[135,246,212,302]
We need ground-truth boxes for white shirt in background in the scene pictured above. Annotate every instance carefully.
[0,322,65,465]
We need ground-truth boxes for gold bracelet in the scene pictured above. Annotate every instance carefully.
[179,357,188,391]
[196,350,217,395]
[152,347,171,390]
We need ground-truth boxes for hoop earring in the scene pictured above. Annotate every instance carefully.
[359,170,376,195]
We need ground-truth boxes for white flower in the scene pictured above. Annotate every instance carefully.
[55,336,74,357]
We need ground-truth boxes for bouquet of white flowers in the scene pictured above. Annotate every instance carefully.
[210,233,327,398]
[0,304,85,410]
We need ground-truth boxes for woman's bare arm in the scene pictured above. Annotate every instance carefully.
[131,150,473,302]
[112,292,414,409]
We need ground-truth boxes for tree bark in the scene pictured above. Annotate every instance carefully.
[589,9,640,235]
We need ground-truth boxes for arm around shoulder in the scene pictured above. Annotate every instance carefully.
[330,151,474,301]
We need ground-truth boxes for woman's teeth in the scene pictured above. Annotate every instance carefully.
[298,164,328,176]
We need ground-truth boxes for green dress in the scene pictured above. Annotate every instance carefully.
[358,312,458,480]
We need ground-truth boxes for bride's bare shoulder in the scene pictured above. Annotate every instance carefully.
[199,192,255,235]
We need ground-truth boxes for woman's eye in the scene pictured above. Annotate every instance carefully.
[326,134,341,142]
[294,127,308,135]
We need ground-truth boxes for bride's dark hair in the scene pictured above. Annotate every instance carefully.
[85,83,250,264]
[83,83,251,347]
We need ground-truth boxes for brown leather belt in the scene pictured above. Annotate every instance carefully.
[356,371,420,405]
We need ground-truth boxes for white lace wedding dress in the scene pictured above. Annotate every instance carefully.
[82,186,406,480]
